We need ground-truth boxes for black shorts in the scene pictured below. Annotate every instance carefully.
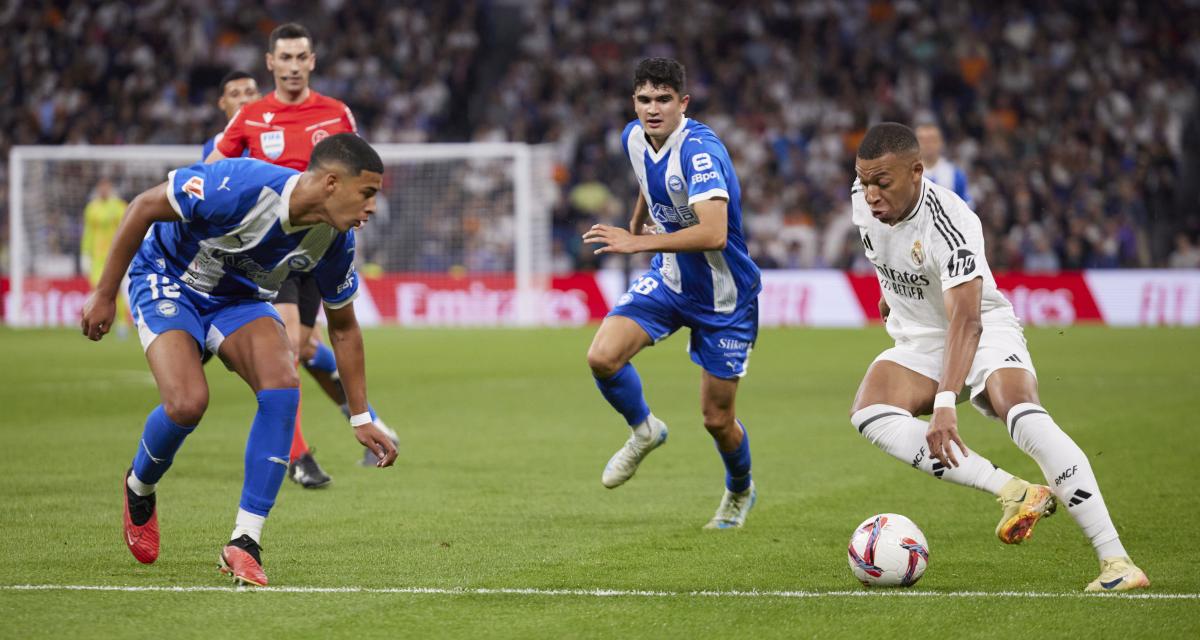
[275,272,322,328]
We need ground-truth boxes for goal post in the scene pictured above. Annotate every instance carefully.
[6,143,551,327]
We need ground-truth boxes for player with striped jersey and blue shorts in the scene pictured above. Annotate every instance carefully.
[583,58,761,529]
[81,134,397,586]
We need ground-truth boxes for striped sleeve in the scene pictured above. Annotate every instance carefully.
[926,190,985,291]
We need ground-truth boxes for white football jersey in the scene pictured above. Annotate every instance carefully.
[851,178,1018,342]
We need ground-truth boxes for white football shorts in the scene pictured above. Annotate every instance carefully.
[873,325,1037,419]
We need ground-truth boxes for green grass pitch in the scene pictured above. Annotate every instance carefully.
[0,325,1197,638]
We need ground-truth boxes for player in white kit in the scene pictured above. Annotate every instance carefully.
[848,123,1148,592]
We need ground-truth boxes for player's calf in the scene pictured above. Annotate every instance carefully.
[1006,403,1134,563]
[851,404,1015,495]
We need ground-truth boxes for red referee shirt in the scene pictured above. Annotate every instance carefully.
[217,90,358,171]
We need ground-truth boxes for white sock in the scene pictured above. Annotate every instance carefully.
[231,508,266,545]
[852,404,1014,495]
[1007,403,1127,560]
[126,471,156,497]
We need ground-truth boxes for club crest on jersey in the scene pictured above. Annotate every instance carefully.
[667,175,684,193]
[287,255,312,270]
[182,176,205,200]
[311,129,330,145]
[155,300,178,318]
[910,240,924,266]
[260,130,285,159]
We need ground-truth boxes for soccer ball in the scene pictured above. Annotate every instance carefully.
[847,513,930,587]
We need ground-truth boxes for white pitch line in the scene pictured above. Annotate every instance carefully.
[2,585,1196,600]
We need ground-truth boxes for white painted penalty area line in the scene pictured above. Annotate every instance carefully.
[2,585,1195,600]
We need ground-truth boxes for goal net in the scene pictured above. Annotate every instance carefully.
[6,143,553,327]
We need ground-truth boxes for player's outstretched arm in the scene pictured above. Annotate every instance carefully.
[324,303,398,468]
[927,277,984,468]
[584,198,727,255]
[80,183,179,341]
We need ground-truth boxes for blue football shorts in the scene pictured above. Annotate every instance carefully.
[128,270,282,358]
[608,270,758,379]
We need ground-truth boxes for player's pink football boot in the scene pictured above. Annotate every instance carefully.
[219,535,268,586]
[122,469,159,564]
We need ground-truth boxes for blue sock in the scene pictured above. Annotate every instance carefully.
[239,388,300,517]
[717,420,752,493]
[304,342,338,374]
[131,405,196,485]
[594,363,651,426]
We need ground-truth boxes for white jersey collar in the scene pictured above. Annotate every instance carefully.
[642,117,689,163]
[896,179,929,225]
[277,174,314,234]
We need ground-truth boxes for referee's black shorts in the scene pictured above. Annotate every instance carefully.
[275,272,322,328]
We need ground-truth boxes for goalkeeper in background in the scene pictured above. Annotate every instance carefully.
[80,177,129,336]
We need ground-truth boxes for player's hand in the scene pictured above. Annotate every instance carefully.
[927,408,968,469]
[354,423,398,468]
[878,297,890,322]
[583,224,644,255]
[80,292,117,342]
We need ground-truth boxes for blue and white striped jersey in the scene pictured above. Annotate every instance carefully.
[621,117,761,313]
[131,158,359,308]
[924,158,972,208]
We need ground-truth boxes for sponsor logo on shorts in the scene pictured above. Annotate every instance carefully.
[718,338,749,350]
[182,176,205,200]
[155,300,178,318]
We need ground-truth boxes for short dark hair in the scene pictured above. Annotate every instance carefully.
[219,70,254,93]
[633,58,686,94]
[269,22,313,53]
[857,122,920,160]
[309,133,383,175]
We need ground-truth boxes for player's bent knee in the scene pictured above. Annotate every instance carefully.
[163,391,209,426]
[263,369,301,391]
[850,404,912,444]
[702,405,735,431]
[586,346,624,379]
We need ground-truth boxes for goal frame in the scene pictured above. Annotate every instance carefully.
[7,143,542,327]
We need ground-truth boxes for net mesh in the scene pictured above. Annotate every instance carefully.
[8,144,551,326]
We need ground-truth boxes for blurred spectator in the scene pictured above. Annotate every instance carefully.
[2,1,1197,274]
[1168,233,1200,269]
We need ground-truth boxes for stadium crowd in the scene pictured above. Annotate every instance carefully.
[2,0,1198,273]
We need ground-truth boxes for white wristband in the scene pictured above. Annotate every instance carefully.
[350,412,372,427]
[933,391,957,410]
